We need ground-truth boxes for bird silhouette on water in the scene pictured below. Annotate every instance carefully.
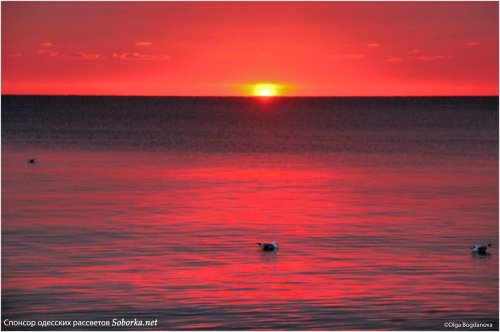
[256,241,279,251]
[471,243,491,255]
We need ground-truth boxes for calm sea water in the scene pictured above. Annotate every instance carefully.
[2,96,498,330]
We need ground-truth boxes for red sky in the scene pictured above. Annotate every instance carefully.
[1,1,498,96]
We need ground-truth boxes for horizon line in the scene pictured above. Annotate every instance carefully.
[2,94,499,98]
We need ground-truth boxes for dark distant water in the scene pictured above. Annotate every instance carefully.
[2,96,498,330]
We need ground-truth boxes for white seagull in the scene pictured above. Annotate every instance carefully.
[471,243,491,254]
[256,241,279,251]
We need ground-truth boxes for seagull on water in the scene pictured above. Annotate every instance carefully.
[471,243,491,254]
[256,241,279,251]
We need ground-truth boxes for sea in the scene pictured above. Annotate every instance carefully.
[1,96,498,330]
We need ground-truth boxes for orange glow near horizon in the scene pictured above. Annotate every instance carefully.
[239,83,284,97]
[238,82,290,97]
[1,2,498,96]
[254,84,278,97]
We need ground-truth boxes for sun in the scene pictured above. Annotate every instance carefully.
[237,82,290,97]
[253,83,279,97]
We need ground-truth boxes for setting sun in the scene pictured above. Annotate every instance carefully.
[238,82,289,97]
[253,83,279,97]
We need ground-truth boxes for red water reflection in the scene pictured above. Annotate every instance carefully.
[2,149,498,328]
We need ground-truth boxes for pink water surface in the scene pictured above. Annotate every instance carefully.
[2,148,498,330]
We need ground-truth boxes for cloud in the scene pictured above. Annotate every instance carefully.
[217,53,244,59]
[217,52,274,59]
[331,53,365,60]
[41,42,53,47]
[113,52,171,60]
[406,49,420,55]
[36,49,103,60]
[408,54,453,61]
[465,41,479,47]
[35,46,168,61]
[60,52,103,60]
[386,56,403,62]
[135,41,152,46]
[36,49,59,57]
[8,52,23,58]
[252,52,274,58]
[367,43,381,48]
